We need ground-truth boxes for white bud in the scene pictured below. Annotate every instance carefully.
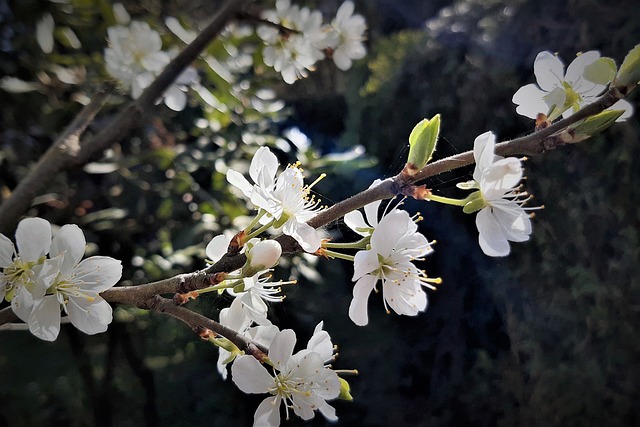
[247,240,282,271]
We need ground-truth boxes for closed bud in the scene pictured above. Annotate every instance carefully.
[404,114,441,176]
[245,240,282,274]
[613,43,640,91]
[338,377,354,401]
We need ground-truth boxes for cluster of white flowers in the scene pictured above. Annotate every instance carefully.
[104,13,198,111]
[257,0,367,84]
[227,146,326,252]
[231,324,341,426]
[513,50,633,122]
[0,218,122,341]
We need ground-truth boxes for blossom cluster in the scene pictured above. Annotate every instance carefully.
[257,0,367,83]
[104,15,198,110]
[231,325,341,426]
[0,218,122,341]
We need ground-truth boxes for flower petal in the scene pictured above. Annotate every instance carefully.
[534,51,564,92]
[51,224,86,276]
[349,274,377,326]
[269,329,297,368]
[476,207,510,257]
[73,256,122,293]
[565,51,600,85]
[28,295,61,341]
[226,169,254,199]
[282,219,321,252]
[206,234,230,262]
[67,296,112,335]
[344,210,368,236]
[11,286,35,322]
[253,396,281,427]
[512,84,549,119]
[352,249,378,280]
[472,131,497,182]
[231,355,274,394]
[250,147,279,189]
[0,234,15,268]
[16,217,52,262]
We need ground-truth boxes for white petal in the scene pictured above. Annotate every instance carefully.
[609,99,634,121]
[565,51,600,85]
[307,329,333,362]
[163,85,187,111]
[231,355,273,393]
[370,210,411,256]
[206,234,230,262]
[269,329,296,368]
[0,234,15,268]
[73,257,122,292]
[250,147,279,188]
[512,84,549,119]
[28,295,61,341]
[11,286,35,322]
[51,224,86,276]
[352,249,378,280]
[141,51,170,72]
[332,51,352,71]
[283,220,321,252]
[344,210,368,235]
[534,51,564,92]
[472,131,497,182]
[348,274,377,326]
[481,157,523,200]
[363,199,381,227]
[67,296,112,335]
[318,401,338,422]
[253,396,281,427]
[476,208,510,257]
[226,169,254,199]
[16,217,51,262]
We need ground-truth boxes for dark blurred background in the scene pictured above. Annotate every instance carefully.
[1,0,640,426]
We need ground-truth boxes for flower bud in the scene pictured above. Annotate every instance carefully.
[613,43,640,91]
[246,240,282,272]
[404,114,441,176]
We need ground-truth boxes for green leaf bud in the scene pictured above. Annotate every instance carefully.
[405,114,441,175]
[572,109,624,139]
[614,43,640,90]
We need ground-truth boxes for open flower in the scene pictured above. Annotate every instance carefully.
[349,209,435,326]
[471,131,532,257]
[0,217,52,320]
[231,328,341,427]
[226,147,325,252]
[27,224,122,341]
[326,1,367,71]
[513,51,633,121]
[257,0,327,84]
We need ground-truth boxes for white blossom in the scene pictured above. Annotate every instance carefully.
[36,13,55,54]
[0,218,52,321]
[349,208,435,326]
[226,147,325,252]
[104,21,170,97]
[513,50,633,121]
[231,328,341,427]
[27,224,122,341]
[326,1,367,71]
[257,0,327,84]
[472,131,532,257]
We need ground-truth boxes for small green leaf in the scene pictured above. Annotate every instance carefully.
[614,43,640,88]
[338,377,354,401]
[572,109,624,137]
